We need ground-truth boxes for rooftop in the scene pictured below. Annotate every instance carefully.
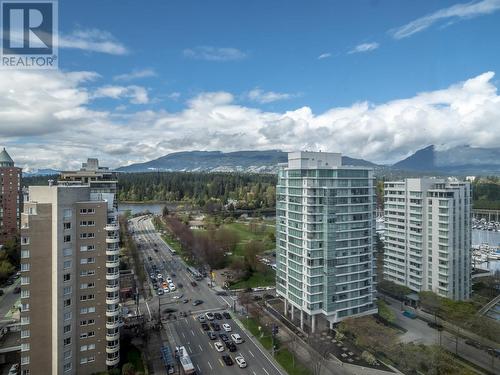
[0,148,14,167]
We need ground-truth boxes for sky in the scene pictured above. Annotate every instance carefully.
[2,0,500,170]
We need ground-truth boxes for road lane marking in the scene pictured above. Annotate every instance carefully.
[191,329,195,337]
[188,345,193,353]
[198,344,203,351]
[197,364,201,373]
[263,368,270,375]
[252,371,257,375]
[181,332,186,339]
[144,301,152,320]
[218,359,224,367]
[208,361,213,370]
[248,349,255,358]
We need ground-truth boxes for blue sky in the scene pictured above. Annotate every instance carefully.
[2,0,500,169]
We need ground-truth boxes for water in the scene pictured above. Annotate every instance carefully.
[118,202,166,215]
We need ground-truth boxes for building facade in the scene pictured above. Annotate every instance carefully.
[20,160,120,375]
[383,178,472,300]
[276,152,377,331]
[0,148,22,245]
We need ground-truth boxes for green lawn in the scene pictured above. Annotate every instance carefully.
[222,222,275,256]
[230,269,276,289]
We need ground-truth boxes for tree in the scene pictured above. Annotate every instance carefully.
[121,363,135,375]
[244,240,264,272]
[419,291,442,322]
[161,205,169,218]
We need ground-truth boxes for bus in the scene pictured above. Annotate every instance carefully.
[186,266,203,281]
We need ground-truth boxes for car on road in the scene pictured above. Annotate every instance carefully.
[214,341,224,352]
[201,323,210,331]
[182,299,189,304]
[225,341,237,352]
[172,294,183,299]
[13,286,21,294]
[205,312,215,321]
[231,333,243,344]
[235,355,247,368]
[191,281,198,287]
[465,340,482,349]
[211,322,220,331]
[198,315,206,323]
[402,310,417,319]
[219,333,229,342]
[214,312,223,320]
[427,322,443,331]
[223,323,232,332]
[215,291,228,296]
[192,299,203,306]
[223,312,232,319]
[222,354,233,366]
[207,331,217,340]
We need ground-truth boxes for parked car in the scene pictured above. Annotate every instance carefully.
[226,341,237,352]
[201,323,210,331]
[211,322,221,331]
[192,299,203,306]
[205,312,215,321]
[231,333,243,344]
[223,311,232,319]
[222,354,233,366]
[214,341,224,352]
[219,333,229,342]
[223,323,232,332]
[198,315,206,323]
[207,331,217,340]
[235,355,247,368]
[214,312,223,320]
[157,288,164,296]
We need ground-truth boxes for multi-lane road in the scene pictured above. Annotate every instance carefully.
[129,216,285,375]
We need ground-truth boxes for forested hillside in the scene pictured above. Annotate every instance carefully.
[472,177,500,209]
[117,172,277,209]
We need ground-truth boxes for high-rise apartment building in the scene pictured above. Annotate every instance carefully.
[276,152,377,331]
[0,148,22,245]
[20,159,120,375]
[383,178,471,300]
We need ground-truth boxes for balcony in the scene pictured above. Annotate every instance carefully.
[106,272,120,280]
[106,332,120,341]
[106,320,120,330]
[106,308,120,317]
[106,356,120,367]
[106,344,120,354]
[106,260,120,268]
[106,295,120,304]
[106,236,120,244]
[105,223,119,231]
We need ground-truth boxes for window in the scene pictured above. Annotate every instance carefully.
[80,244,95,252]
[63,209,72,218]
[80,270,95,276]
[81,282,95,289]
[63,298,71,307]
[63,349,71,359]
[64,311,72,321]
[21,356,30,365]
[21,316,30,325]
[63,337,71,346]
[80,257,95,264]
[80,306,95,314]
[63,222,71,230]
[63,324,71,333]
[63,260,72,269]
[63,362,71,372]
[21,342,30,352]
[21,263,30,271]
[63,235,71,243]
[63,248,72,257]
[21,236,30,245]
[21,329,30,338]
[63,273,71,282]
[21,303,29,312]
[21,290,30,298]
[21,276,30,285]
[21,250,30,258]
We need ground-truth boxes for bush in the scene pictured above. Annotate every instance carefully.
[361,351,377,365]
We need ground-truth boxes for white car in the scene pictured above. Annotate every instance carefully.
[205,312,215,321]
[223,323,232,332]
[231,333,243,344]
[235,355,247,368]
[198,315,206,323]
[157,273,163,279]
[214,341,224,352]
[169,283,176,291]
[166,277,173,283]
[162,286,170,293]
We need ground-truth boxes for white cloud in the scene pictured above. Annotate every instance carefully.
[93,85,149,104]
[59,28,128,55]
[3,70,500,169]
[168,92,181,101]
[391,0,500,39]
[113,69,156,82]
[246,89,295,104]
[348,42,379,54]
[183,46,247,61]
[318,52,332,60]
